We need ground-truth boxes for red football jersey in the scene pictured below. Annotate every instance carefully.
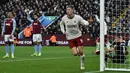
[4,18,13,34]
[32,20,42,34]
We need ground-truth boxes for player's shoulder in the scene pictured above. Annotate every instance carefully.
[4,18,8,21]
[61,14,82,20]
[11,18,15,20]
[62,15,67,19]
[11,18,16,22]
[74,14,82,18]
[73,14,83,20]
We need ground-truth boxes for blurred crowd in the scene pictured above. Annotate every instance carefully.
[0,0,129,39]
[105,0,130,34]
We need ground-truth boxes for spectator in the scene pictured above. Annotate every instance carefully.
[49,34,57,46]
[0,0,129,39]
[24,26,32,39]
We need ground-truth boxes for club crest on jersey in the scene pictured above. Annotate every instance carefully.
[66,21,68,23]
[34,23,38,25]
[6,23,11,26]
[74,21,76,23]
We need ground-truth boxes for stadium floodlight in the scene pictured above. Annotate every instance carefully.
[100,0,130,71]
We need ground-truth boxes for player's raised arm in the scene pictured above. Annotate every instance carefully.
[27,14,33,23]
[38,12,46,23]
[60,19,65,34]
[79,16,89,26]
[39,15,45,23]
[11,19,16,36]
[27,14,33,27]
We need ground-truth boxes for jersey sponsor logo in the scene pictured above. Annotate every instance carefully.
[69,29,79,35]
[34,23,38,25]
[67,25,77,28]
[6,23,11,26]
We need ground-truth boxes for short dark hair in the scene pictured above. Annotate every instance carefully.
[66,5,74,9]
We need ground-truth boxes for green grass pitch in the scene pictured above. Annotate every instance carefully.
[0,46,129,73]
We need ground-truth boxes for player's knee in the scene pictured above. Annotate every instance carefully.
[10,42,13,44]
[37,42,39,45]
[33,42,37,45]
[73,53,78,56]
[37,42,41,45]
[5,42,9,44]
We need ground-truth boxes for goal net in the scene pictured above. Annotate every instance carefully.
[100,0,130,71]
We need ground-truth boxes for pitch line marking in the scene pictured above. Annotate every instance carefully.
[84,71,101,73]
[0,57,72,62]
[0,55,98,63]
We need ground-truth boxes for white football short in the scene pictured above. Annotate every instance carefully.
[33,34,42,42]
[4,35,14,42]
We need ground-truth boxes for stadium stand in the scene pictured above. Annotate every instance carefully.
[0,0,129,39]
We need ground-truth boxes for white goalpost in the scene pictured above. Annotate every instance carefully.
[100,0,130,72]
[100,0,105,71]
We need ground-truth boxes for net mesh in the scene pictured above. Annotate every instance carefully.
[104,0,130,70]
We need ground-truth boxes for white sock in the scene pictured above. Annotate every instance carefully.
[96,43,100,51]
[106,41,111,50]
[80,54,85,66]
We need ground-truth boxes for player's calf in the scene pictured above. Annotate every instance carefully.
[10,42,15,58]
[37,42,42,56]
[31,42,38,56]
[3,42,9,58]
[78,46,85,70]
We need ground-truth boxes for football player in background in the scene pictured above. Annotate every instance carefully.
[1,12,16,58]
[26,11,45,56]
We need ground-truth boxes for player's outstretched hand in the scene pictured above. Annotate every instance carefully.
[29,10,33,14]
[25,9,29,15]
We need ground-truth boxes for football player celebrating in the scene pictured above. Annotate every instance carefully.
[60,5,89,70]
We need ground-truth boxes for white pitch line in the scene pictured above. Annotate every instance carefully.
[0,57,72,62]
[0,55,97,63]
[84,71,101,73]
